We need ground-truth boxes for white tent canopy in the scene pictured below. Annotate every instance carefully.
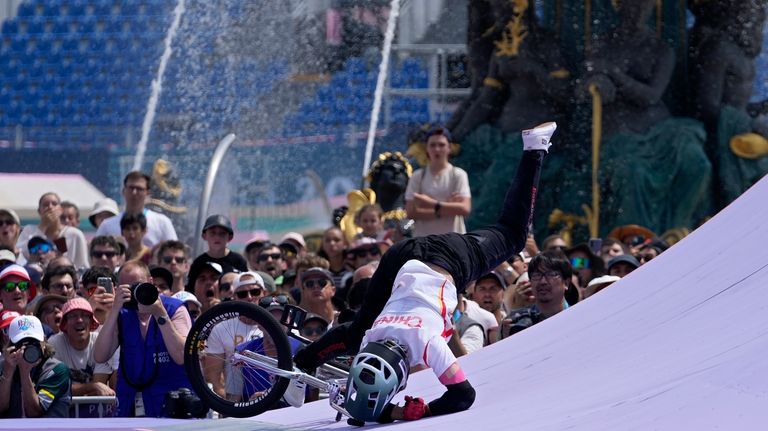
[0,173,107,222]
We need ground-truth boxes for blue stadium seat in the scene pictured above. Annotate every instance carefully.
[2,20,19,35]
[75,15,97,34]
[93,0,114,17]
[17,2,37,18]
[43,2,61,17]
[11,33,29,53]
[52,16,71,34]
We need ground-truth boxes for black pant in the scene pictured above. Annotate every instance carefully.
[295,150,546,367]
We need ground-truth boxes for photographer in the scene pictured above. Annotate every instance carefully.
[94,260,192,417]
[0,315,71,418]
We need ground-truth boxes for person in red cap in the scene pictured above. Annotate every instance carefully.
[49,298,116,396]
[0,310,21,348]
[0,264,37,314]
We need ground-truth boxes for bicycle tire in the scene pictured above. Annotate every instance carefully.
[184,301,293,418]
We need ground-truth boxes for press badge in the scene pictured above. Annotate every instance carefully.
[134,392,145,416]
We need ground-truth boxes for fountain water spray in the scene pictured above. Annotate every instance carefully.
[132,0,187,171]
[361,0,401,182]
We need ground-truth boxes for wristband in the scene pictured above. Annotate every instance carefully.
[434,202,442,218]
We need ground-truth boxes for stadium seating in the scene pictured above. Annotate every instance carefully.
[0,0,433,147]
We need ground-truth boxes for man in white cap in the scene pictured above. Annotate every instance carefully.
[205,271,266,400]
[49,298,116,396]
[0,315,71,417]
[295,122,555,424]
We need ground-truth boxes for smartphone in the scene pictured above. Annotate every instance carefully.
[588,237,603,255]
[53,237,68,253]
[97,277,113,294]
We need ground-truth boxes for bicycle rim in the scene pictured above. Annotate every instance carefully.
[184,301,292,418]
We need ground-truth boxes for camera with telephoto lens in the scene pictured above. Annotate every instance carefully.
[162,387,208,418]
[17,339,43,364]
[123,282,159,309]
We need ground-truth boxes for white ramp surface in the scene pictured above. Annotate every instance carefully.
[260,174,768,430]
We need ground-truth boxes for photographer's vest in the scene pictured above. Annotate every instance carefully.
[116,296,191,417]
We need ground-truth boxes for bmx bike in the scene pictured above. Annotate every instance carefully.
[183,301,352,419]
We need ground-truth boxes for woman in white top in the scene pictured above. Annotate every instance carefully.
[405,126,472,237]
[16,192,89,270]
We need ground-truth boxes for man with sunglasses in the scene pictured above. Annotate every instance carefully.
[0,264,37,314]
[27,237,59,272]
[89,236,126,272]
[347,237,383,270]
[254,243,287,285]
[156,240,190,294]
[205,271,266,400]
[298,267,338,325]
[295,122,555,423]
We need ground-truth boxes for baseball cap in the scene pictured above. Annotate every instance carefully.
[255,271,276,293]
[0,249,16,265]
[0,264,36,300]
[348,237,381,251]
[203,214,233,235]
[172,291,202,308]
[9,315,45,343]
[87,198,119,228]
[477,271,507,289]
[301,267,333,282]
[59,297,100,332]
[0,310,21,331]
[27,236,55,253]
[0,208,20,225]
[149,266,174,288]
[607,254,640,271]
[244,235,269,253]
[279,232,306,249]
[303,313,329,327]
[233,271,265,290]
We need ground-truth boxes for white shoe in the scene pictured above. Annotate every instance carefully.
[522,122,557,152]
[283,378,306,408]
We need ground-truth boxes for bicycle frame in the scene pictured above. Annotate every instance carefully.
[230,304,353,420]
[232,349,351,419]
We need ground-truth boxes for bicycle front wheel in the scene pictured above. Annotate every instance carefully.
[184,301,293,418]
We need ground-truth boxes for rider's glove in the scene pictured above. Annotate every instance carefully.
[402,396,430,420]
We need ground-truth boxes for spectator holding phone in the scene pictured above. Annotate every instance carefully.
[16,192,89,271]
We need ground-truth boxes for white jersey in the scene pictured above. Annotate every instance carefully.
[361,260,458,378]
[206,318,263,395]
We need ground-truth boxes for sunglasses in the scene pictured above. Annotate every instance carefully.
[91,250,118,259]
[570,257,590,269]
[301,326,327,337]
[258,294,290,308]
[0,219,17,226]
[162,256,186,264]
[235,288,263,299]
[3,281,30,292]
[257,253,282,262]
[30,243,53,254]
[303,278,330,290]
[351,247,380,259]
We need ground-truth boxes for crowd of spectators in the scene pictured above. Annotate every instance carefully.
[0,165,672,419]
